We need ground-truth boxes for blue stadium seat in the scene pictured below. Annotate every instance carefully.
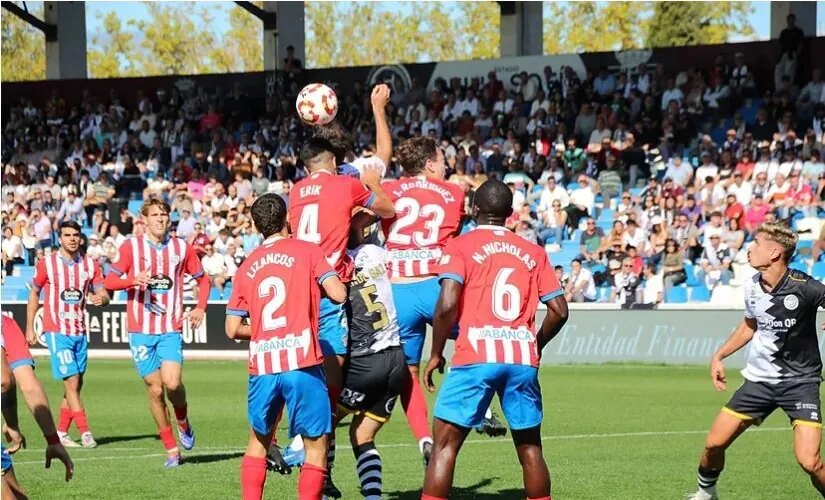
[597,286,611,303]
[789,261,809,273]
[665,286,688,304]
[710,127,726,145]
[223,282,233,299]
[209,288,223,301]
[1,288,21,302]
[683,262,699,286]
[128,200,143,215]
[812,262,825,280]
[688,285,711,302]
[628,187,643,198]
[797,239,813,252]
[740,105,758,124]
[16,288,29,300]
[598,208,615,222]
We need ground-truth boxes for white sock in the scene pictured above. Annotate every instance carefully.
[418,437,433,454]
[290,434,304,451]
[484,407,493,419]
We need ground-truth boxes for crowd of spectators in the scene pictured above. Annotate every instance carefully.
[2,27,824,304]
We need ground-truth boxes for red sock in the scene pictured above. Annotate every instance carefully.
[297,462,327,500]
[57,407,72,434]
[327,384,341,416]
[270,406,284,446]
[173,404,189,432]
[158,426,178,452]
[421,495,448,500]
[241,455,268,500]
[401,369,431,442]
[72,410,90,434]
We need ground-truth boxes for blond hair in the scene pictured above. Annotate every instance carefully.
[141,198,171,217]
[757,222,798,263]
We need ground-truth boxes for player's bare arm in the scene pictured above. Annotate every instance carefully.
[186,273,211,330]
[360,165,395,218]
[371,84,392,166]
[225,316,252,341]
[425,279,462,392]
[710,317,757,391]
[25,286,40,346]
[320,274,347,304]
[537,295,569,353]
[9,363,74,481]
[1,354,25,454]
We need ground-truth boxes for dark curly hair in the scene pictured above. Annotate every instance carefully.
[250,193,287,239]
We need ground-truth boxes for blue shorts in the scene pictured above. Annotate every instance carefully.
[45,332,88,380]
[434,364,543,431]
[319,297,348,357]
[248,365,332,438]
[1,444,11,473]
[128,332,183,379]
[392,278,441,365]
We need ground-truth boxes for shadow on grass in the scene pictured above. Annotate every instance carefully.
[184,451,245,465]
[95,434,159,446]
[387,478,526,499]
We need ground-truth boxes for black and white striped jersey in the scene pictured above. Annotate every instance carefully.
[346,244,401,358]
[742,269,825,384]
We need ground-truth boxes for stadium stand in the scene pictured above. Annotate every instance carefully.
[2,51,823,308]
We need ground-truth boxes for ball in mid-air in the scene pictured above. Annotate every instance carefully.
[296,83,338,126]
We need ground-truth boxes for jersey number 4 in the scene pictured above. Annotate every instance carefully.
[387,197,445,247]
[296,204,321,244]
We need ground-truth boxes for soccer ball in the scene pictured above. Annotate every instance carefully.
[296,83,338,126]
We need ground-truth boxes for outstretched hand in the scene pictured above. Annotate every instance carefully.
[371,84,390,111]
[45,443,74,482]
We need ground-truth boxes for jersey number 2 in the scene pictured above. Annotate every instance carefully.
[387,198,445,247]
[492,268,520,322]
[259,276,287,331]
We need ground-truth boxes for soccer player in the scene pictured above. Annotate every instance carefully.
[24,221,109,448]
[322,210,405,499]
[421,180,569,500]
[2,315,74,499]
[688,222,825,500]
[103,198,211,467]
[287,125,394,493]
[225,193,347,500]
[380,135,466,459]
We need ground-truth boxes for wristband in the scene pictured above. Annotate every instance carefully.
[45,433,60,445]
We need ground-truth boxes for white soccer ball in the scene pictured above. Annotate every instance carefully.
[296,83,338,126]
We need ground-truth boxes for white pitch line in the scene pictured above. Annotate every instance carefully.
[11,427,791,464]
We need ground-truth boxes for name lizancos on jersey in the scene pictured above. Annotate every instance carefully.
[742,269,825,384]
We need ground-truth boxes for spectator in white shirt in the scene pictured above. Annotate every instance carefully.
[661,77,684,110]
[565,259,597,303]
[566,175,597,229]
[588,117,612,145]
[664,156,694,187]
[138,120,157,148]
[201,243,229,292]
[529,89,551,117]
[458,89,480,118]
[515,71,538,102]
[2,226,24,275]
[640,262,664,305]
[694,153,719,184]
[85,234,104,261]
[492,90,514,115]
[421,109,443,138]
[726,171,753,205]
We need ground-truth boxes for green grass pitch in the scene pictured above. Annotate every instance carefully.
[8,360,819,499]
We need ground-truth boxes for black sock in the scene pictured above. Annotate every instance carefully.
[698,466,722,490]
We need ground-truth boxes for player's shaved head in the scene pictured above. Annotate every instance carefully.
[472,180,513,220]
[250,193,287,238]
[300,137,336,170]
[311,122,353,163]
